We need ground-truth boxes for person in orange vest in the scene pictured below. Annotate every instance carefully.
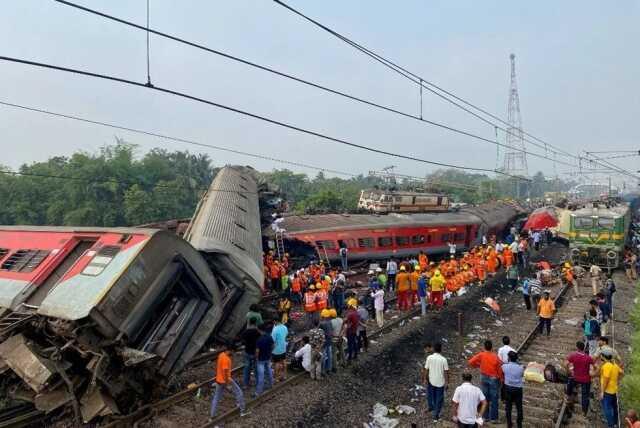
[418,251,429,271]
[563,263,580,298]
[304,284,318,329]
[315,283,329,311]
[449,255,459,273]
[409,266,421,305]
[503,247,514,268]
[487,251,498,275]
[395,266,411,311]
[476,257,487,285]
[291,273,302,304]
[270,260,281,292]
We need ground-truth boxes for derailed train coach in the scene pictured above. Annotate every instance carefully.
[0,226,223,422]
[0,166,265,423]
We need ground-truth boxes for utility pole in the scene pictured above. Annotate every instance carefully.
[502,54,529,198]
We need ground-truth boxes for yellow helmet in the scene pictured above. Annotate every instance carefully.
[564,262,571,268]
[347,298,358,308]
[434,269,441,275]
[309,284,316,290]
[320,309,332,318]
[328,309,337,318]
[400,266,406,271]
[414,266,421,272]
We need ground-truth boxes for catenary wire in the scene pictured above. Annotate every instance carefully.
[0,100,496,192]
[48,0,575,171]
[0,100,356,178]
[273,0,640,180]
[0,55,528,180]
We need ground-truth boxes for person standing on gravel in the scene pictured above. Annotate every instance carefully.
[319,310,334,375]
[357,301,369,353]
[600,351,623,428]
[423,342,449,423]
[452,372,488,428]
[502,351,524,428]
[565,341,595,416]
[418,270,429,316]
[521,277,532,310]
[342,301,360,362]
[498,336,515,363]
[589,264,603,296]
[371,285,385,328]
[210,343,249,419]
[255,323,275,396]
[468,340,503,424]
[241,319,261,388]
[537,291,555,337]
[271,319,289,382]
[386,259,398,293]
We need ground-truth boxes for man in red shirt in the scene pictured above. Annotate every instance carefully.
[341,302,360,362]
[468,340,503,423]
[566,341,595,416]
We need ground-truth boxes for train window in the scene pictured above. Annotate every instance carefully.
[395,236,410,246]
[0,249,7,260]
[338,239,356,249]
[426,234,432,243]
[315,240,336,250]
[597,218,615,230]
[574,217,594,229]
[454,233,465,242]
[378,237,393,247]
[82,245,120,276]
[1,249,50,273]
[440,234,450,243]
[358,238,375,248]
[411,235,425,245]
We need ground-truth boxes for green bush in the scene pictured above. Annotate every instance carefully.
[621,282,640,410]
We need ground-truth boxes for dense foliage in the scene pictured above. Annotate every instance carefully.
[621,281,640,410]
[0,141,214,226]
[1,142,578,225]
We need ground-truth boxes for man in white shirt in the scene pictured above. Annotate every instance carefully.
[448,242,457,256]
[495,242,504,253]
[294,336,312,375]
[423,342,449,422]
[371,287,385,328]
[589,264,602,296]
[452,372,488,427]
[386,259,397,293]
[498,336,516,363]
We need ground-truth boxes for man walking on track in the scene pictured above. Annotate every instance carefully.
[537,291,556,337]
[452,372,488,428]
[502,351,525,428]
[468,340,503,424]
[209,343,249,419]
[423,342,449,423]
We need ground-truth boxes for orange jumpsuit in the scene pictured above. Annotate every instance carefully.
[419,253,428,270]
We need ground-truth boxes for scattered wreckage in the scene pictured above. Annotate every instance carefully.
[0,166,264,424]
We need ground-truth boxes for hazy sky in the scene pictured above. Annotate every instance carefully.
[1,0,639,187]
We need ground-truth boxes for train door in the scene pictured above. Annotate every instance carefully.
[464,225,472,249]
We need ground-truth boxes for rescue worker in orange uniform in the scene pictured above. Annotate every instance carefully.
[270,260,281,292]
[315,283,329,310]
[503,247,514,268]
[418,251,429,271]
[410,266,421,305]
[476,257,487,284]
[487,252,498,274]
[395,266,411,311]
[304,284,318,329]
[563,263,580,298]
[291,273,302,304]
[429,269,446,309]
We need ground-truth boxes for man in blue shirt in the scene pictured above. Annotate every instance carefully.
[502,351,524,428]
[418,272,428,316]
[255,323,274,396]
[521,278,531,310]
[271,319,288,383]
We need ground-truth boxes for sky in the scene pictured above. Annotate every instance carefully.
[1,0,639,188]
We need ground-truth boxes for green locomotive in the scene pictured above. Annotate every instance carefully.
[568,202,630,270]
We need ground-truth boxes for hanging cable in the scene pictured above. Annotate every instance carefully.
[0,55,532,179]
[0,100,357,178]
[49,0,580,170]
[145,0,152,87]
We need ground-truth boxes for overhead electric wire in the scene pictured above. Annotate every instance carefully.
[47,0,572,172]
[272,0,579,158]
[273,0,640,181]
[0,100,356,178]
[0,56,527,181]
[0,100,496,192]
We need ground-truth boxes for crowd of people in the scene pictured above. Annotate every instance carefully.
[210,224,637,427]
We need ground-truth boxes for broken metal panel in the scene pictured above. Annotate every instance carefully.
[37,240,148,321]
[35,386,73,413]
[0,334,56,393]
[80,388,119,423]
[0,278,30,310]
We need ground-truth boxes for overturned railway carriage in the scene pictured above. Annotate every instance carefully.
[184,165,264,343]
[0,227,222,421]
[279,202,523,262]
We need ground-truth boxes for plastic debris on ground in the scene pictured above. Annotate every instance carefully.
[524,362,546,383]
[395,405,416,415]
[412,316,421,320]
[484,297,501,313]
[366,403,399,428]
[494,319,504,326]
[564,318,580,326]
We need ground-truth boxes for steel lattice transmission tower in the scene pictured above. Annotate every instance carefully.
[502,53,529,178]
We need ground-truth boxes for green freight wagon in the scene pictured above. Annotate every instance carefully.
[568,202,630,270]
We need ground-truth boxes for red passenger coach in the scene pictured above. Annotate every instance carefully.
[278,202,523,262]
